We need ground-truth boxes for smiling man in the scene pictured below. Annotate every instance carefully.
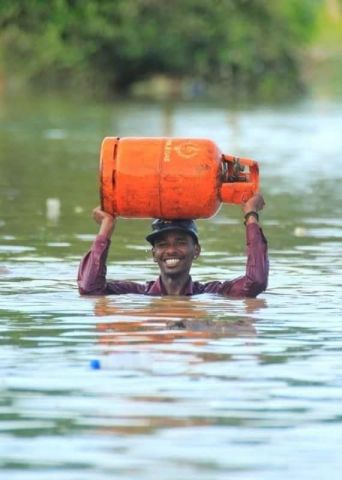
[77,193,268,297]
[146,219,201,295]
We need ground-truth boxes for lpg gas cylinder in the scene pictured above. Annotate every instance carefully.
[100,137,259,219]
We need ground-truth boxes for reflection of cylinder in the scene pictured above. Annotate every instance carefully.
[100,137,259,219]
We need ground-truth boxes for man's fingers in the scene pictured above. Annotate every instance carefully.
[243,193,266,213]
[92,207,105,224]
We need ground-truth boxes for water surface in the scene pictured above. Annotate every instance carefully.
[1,94,342,479]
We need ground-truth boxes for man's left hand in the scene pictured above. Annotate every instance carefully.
[242,193,265,215]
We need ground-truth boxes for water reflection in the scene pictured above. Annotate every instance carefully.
[1,95,342,480]
[94,296,266,347]
[85,295,268,436]
[86,296,267,436]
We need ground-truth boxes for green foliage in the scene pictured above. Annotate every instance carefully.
[314,0,342,44]
[304,0,342,96]
[0,0,321,98]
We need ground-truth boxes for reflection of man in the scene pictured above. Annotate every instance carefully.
[94,296,267,346]
[78,193,268,297]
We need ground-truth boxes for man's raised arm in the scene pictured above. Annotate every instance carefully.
[77,208,116,295]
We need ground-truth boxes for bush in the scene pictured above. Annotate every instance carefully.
[0,0,321,98]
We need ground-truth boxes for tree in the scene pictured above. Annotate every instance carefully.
[0,0,321,98]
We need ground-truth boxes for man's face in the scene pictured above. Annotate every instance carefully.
[152,230,201,277]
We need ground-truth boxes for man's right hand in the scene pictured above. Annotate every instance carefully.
[92,207,117,238]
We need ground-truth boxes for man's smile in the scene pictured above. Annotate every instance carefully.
[164,258,181,267]
[151,230,201,280]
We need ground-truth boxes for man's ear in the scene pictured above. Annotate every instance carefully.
[151,247,157,262]
[194,243,201,259]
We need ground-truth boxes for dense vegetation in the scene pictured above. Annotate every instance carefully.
[0,0,327,99]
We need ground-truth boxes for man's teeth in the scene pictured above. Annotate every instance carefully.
[165,258,180,266]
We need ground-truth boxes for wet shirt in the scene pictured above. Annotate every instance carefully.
[77,223,269,298]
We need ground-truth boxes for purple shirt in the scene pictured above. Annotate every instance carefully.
[77,223,268,298]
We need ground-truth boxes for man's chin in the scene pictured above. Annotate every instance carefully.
[162,267,186,278]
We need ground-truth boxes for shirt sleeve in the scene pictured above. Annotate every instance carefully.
[77,234,111,295]
[77,235,146,295]
[203,223,269,298]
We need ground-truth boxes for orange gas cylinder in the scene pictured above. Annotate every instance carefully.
[100,137,259,219]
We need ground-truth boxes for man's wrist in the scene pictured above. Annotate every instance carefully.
[244,211,259,226]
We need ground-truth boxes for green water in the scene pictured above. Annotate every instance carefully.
[0,93,342,479]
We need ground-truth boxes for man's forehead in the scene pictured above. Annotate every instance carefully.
[154,229,191,241]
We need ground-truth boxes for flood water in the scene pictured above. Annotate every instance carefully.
[1,93,342,479]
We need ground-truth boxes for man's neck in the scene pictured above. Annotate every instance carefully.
[160,274,191,296]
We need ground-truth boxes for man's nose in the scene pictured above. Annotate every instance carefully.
[164,242,178,253]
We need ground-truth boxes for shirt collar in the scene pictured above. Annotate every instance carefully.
[147,276,194,296]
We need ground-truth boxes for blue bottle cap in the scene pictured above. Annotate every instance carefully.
[90,359,101,370]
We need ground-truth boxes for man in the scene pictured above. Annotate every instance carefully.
[77,193,268,297]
